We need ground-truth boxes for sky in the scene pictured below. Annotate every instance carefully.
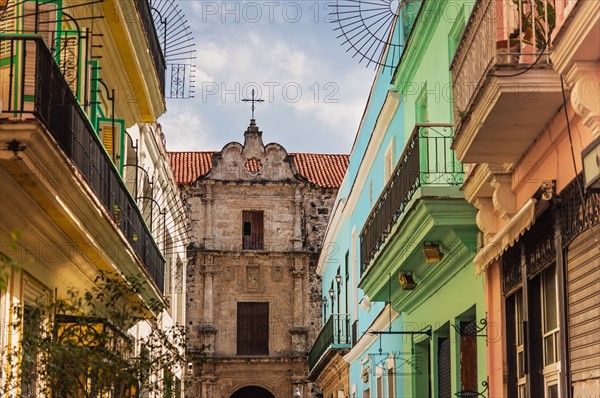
[157,0,382,154]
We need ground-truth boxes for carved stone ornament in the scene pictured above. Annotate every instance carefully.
[491,174,516,221]
[567,62,600,137]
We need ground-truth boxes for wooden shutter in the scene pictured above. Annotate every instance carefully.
[99,120,115,158]
[237,302,268,355]
[460,321,478,392]
[242,211,264,250]
[438,337,452,398]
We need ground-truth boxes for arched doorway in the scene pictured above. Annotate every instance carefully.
[230,386,276,398]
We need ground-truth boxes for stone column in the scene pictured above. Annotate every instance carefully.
[204,184,214,249]
[292,188,303,250]
[290,257,308,352]
[200,255,217,354]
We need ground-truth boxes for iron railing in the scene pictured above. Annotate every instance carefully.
[0,36,165,293]
[359,124,463,272]
[308,314,351,371]
[134,0,166,95]
[450,0,554,131]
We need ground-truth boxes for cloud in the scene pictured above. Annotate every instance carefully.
[161,1,378,154]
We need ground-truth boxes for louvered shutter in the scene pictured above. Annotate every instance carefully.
[567,228,600,389]
[438,337,452,398]
[99,120,115,159]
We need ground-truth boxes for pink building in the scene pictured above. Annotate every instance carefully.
[450,0,599,396]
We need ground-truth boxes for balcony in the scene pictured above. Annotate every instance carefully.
[360,124,463,272]
[308,314,351,376]
[0,36,165,294]
[450,0,563,164]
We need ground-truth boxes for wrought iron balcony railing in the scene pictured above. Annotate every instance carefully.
[134,0,166,95]
[0,36,165,293]
[308,314,351,371]
[450,0,554,130]
[359,124,463,272]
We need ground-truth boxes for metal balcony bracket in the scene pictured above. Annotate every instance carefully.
[367,328,432,337]
[450,318,488,338]
[454,380,489,398]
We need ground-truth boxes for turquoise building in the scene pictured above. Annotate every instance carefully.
[308,0,488,397]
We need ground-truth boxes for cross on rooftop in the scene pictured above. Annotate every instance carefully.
[242,89,264,120]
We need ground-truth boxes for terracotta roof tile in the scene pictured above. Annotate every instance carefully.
[168,151,348,188]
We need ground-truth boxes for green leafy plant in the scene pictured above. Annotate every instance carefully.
[1,271,186,398]
[511,0,556,49]
[0,230,22,291]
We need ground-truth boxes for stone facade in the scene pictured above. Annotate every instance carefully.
[181,120,342,398]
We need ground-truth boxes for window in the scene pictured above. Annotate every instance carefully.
[242,211,264,250]
[459,320,478,393]
[514,290,526,397]
[21,304,42,398]
[414,339,431,398]
[237,302,269,355]
[384,138,395,180]
[448,5,466,63]
[376,376,383,398]
[416,85,428,124]
[387,365,396,398]
[542,267,559,367]
[438,336,452,398]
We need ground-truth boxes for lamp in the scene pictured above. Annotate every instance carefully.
[335,271,342,285]
[398,272,417,290]
[582,135,600,191]
[329,287,335,298]
[422,242,443,263]
[294,387,301,397]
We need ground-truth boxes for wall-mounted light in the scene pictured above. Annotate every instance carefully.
[398,272,417,291]
[335,271,342,285]
[422,242,443,263]
[294,387,301,397]
[187,362,193,374]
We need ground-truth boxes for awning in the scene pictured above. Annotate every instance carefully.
[474,198,537,274]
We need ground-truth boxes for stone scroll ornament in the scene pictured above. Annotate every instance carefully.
[331,0,418,72]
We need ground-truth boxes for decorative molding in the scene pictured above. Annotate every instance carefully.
[566,62,600,137]
[473,198,497,242]
[491,174,516,221]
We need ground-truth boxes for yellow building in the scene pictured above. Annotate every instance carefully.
[0,0,186,396]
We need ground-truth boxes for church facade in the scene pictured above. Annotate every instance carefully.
[169,120,348,398]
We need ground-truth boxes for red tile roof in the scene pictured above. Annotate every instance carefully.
[169,151,349,188]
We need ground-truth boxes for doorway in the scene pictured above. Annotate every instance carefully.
[230,386,276,398]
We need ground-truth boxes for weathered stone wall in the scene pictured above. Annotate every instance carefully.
[184,126,339,398]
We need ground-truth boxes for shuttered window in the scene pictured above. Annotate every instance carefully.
[460,321,478,392]
[242,211,264,250]
[438,337,451,398]
[237,302,268,355]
